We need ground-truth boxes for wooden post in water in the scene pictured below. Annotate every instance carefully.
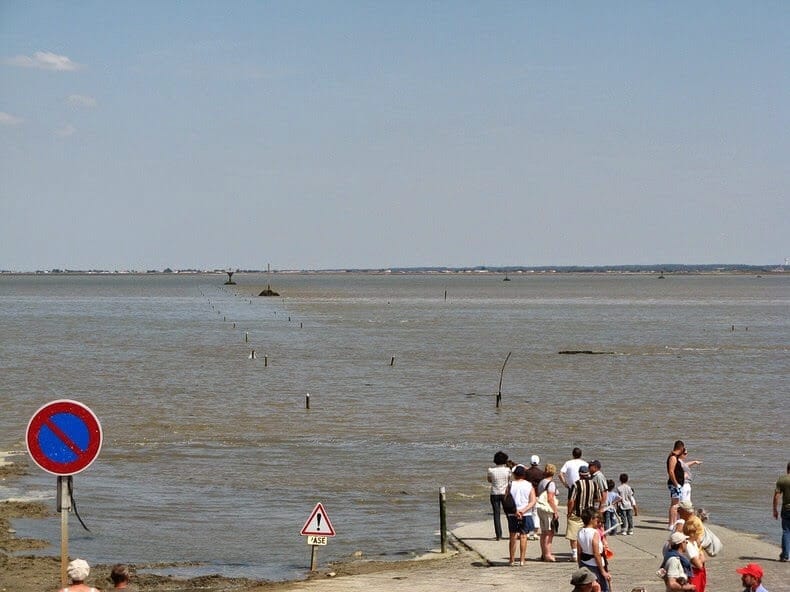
[305,393,310,409]
[496,351,512,408]
[439,486,447,553]
[264,355,268,367]
[390,356,395,366]
[245,332,249,342]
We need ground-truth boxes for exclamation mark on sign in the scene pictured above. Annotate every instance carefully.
[316,513,322,531]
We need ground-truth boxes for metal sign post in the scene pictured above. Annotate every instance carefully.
[57,476,72,587]
[300,503,336,571]
[26,400,102,589]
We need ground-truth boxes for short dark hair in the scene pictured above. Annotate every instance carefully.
[581,508,598,526]
[493,451,508,465]
[619,473,628,483]
[572,447,582,459]
[606,479,615,491]
[110,565,130,585]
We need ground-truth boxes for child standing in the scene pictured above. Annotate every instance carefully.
[604,479,621,534]
[616,473,637,535]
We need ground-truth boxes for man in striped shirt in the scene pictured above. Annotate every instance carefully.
[566,465,603,562]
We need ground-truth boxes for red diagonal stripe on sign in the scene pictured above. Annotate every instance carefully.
[43,417,84,456]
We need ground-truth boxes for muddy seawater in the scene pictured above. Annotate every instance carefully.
[1,272,788,580]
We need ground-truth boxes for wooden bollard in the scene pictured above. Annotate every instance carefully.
[439,486,447,553]
[390,356,395,366]
[305,393,310,409]
[249,349,256,359]
[300,322,303,328]
[245,332,248,342]
[264,355,268,367]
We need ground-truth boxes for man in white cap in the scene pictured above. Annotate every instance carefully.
[525,454,544,540]
[59,558,98,592]
[570,566,602,592]
[659,532,696,592]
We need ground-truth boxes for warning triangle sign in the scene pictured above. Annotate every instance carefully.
[300,502,336,536]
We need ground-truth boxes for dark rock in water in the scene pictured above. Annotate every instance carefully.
[558,350,615,355]
[224,280,236,285]
[259,284,279,297]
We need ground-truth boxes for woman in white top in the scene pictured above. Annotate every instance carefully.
[577,509,611,592]
[487,450,511,540]
[58,559,99,592]
[679,448,702,503]
[508,465,536,566]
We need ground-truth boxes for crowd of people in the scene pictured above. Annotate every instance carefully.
[488,442,784,592]
[487,446,637,590]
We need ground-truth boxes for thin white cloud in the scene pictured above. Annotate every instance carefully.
[4,51,81,71]
[67,94,97,108]
[0,112,24,125]
[55,124,76,137]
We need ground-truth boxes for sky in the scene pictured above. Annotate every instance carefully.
[1,1,787,271]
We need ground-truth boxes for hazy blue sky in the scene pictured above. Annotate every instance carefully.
[1,2,787,270]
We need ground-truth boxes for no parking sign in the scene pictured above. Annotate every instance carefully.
[26,399,103,476]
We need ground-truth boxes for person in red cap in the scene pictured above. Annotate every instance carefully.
[736,563,768,592]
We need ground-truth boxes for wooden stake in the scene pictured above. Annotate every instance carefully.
[439,486,447,553]
[496,351,512,408]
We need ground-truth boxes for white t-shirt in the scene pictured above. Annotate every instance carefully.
[664,555,687,582]
[509,479,534,513]
[616,483,635,509]
[560,458,586,488]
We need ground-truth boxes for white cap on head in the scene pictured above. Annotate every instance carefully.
[67,558,90,581]
[530,455,540,465]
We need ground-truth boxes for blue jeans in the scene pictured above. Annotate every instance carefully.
[490,494,504,539]
[604,510,618,534]
[618,508,634,532]
[782,508,790,560]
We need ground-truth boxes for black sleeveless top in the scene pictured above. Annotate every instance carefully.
[666,453,684,486]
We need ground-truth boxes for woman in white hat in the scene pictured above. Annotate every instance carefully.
[58,558,99,592]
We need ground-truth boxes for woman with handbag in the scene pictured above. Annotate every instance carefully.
[537,463,560,562]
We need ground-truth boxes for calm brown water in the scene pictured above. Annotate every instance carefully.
[1,272,788,580]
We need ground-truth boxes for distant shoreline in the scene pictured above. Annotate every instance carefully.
[0,264,786,276]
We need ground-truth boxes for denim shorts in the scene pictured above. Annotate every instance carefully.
[668,482,683,499]
[507,514,535,534]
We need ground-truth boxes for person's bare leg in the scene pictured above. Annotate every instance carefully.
[508,532,517,565]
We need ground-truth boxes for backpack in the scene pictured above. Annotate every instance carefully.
[502,485,517,515]
[700,526,723,556]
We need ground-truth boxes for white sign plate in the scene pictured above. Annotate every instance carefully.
[307,535,328,546]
